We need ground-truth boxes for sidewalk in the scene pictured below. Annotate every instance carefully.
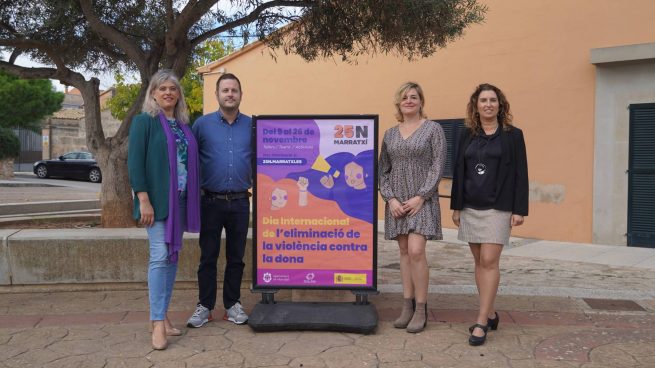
[1,175,655,366]
[1,231,654,367]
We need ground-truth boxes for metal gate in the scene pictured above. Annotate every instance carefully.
[12,127,42,172]
[627,103,655,248]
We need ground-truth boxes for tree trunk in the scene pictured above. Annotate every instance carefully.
[78,77,135,228]
[97,145,134,228]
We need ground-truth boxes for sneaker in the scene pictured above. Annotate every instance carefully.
[187,304,213,328]
[223,302,248,325]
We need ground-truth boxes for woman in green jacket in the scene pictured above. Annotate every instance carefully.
[128,70,200,350]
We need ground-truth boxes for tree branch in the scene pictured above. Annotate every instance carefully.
[191,0,314,46]
[0,39,69,70]
[77,0,147,70]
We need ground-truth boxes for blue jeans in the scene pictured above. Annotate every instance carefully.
[197,196,250,310]
[146,192,187,321]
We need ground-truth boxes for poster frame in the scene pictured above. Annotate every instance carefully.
[251,114,379,292]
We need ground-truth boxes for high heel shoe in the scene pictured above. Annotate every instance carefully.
[151,321,168,350]
[468,323,488,346]
[487,312,499,331]
[468,312,499,333]
[165,317,183,336]
[150,320,183,336]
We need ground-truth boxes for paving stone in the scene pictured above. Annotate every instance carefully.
[61,326,110,340]
[38,312,125,327]
[509,359,581,367]
[3,348,68,367]
[379,361,433,368]
[353,324,408,350]
[588,313,655,329]
[420,350,461,367]
[587,344,639,366]
[47,338,108,356]
[278,331,352,356]
[509,312,593,327]
[0,344,28,363]
[376,348,421,363]
[318,345,378,368]
[105,337,160,358]
[104,357,154,368]
[41,354,107,368]
[181,349,244,367]
[4,327,68,349]
[244,353,292,367]
[443,342,510,366]
[485,333,534,360]
[289,356,328,368]
[176,334,232,352]
[535,329,655,363]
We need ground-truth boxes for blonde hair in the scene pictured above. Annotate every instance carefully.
[394,82,426,122]
[142,69,190,124]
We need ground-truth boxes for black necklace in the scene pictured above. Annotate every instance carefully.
[474,137,487,175]
[474,125,497,175]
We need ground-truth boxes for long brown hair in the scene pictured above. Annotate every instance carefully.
[465,83,513,135]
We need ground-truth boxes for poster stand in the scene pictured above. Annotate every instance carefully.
[250,115,380,334]
[248,289,379,334]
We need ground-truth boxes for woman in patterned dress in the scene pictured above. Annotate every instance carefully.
[379,82,447,333]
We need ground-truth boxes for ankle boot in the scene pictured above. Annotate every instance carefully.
[393,298,415,329]
[406,302,427,333]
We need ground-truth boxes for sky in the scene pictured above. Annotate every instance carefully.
[1,51,117,92]
[1,2,297,92]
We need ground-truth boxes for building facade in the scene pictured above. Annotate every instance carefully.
[199,0,655,246]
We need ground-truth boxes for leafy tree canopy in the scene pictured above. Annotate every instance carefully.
[108,39,233,122]
[0,0,486,227]
[0,70,63,131]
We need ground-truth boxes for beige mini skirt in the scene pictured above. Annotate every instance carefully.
[457,207,512,246]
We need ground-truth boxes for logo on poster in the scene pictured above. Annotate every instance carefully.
[334,124,369,145]
[304,272,316,284]
[263,273,272,283]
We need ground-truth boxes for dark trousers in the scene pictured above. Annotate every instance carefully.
[197,196,250,310]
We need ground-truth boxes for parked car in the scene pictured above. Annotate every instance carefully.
[33,151,102,183]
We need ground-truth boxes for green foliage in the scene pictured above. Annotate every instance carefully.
[0,71,64,131]
[182,40,234,122]
[108,40,233,122]
[106,74,140,121]
[0,127,20,160]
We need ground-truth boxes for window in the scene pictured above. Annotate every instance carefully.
[62,152,78,160]
[435,119,464,178]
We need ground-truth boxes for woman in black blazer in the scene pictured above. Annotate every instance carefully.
[451,83,528,346]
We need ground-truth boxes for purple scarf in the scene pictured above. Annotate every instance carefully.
[158,112,200,263]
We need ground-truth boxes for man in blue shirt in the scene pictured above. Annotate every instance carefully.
[187,73,252,327]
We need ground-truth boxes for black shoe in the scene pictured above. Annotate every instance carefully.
[468,323,488,346]
[487,312,499,331]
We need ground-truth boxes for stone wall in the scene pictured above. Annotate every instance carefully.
[43,108,121,159]
[0,158,14,179]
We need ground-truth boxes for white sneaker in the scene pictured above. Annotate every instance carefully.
[223,302,248,324]
[187,304,212,328]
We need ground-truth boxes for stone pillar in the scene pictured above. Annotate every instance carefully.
[0,158,14,179]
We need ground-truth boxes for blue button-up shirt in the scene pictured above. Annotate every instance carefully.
[192,111,252,192]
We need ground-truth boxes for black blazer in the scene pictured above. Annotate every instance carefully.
[450,125,529,216]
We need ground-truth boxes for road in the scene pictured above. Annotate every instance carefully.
[1,173,100,204]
